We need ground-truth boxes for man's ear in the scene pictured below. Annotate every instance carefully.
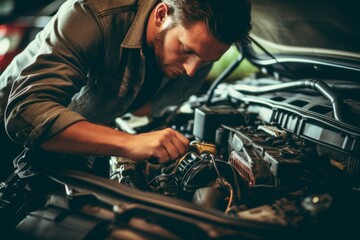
[154,3,169,27]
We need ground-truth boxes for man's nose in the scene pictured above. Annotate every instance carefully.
[183,56,202,77]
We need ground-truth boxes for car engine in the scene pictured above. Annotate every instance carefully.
[111,75,360,237]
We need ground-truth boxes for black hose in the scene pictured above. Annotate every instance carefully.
[233,78,345,122]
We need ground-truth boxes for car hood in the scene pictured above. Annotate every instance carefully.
[245,0,360,78]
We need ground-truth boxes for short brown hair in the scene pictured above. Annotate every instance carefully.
[162,0,252,44]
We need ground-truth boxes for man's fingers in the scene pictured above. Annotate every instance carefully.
[163,128,189,154]
[128,128,190,163]
[163,139,181,160]
[153,128,190,163]
[173,129,190,148]
[152,147,170,164]
[165,128,189,159]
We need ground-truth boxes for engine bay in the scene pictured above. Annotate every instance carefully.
[111,75,360,237]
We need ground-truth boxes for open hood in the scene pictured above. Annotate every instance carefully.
[245,0,360,79]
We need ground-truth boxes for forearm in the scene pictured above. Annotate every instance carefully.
[40,120,190,163]
[41,121,130,157]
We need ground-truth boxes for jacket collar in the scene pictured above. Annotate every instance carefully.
[121,0,159,48]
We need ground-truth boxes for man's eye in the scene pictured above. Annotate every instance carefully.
[181,44,192,54]
[183,48,192,54]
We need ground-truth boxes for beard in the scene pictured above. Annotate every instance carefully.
[154,27,169,76]
[153,26,182,78]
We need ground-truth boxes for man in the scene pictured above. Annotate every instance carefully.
[0,0,251,179]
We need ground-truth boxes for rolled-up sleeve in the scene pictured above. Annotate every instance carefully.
[5,0,103,147]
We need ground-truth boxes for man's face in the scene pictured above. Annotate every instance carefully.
[153,21,231,78]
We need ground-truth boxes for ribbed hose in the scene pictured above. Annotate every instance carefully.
[234,79,345,122]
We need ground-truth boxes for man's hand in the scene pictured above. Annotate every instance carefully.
[125,128,189,164]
